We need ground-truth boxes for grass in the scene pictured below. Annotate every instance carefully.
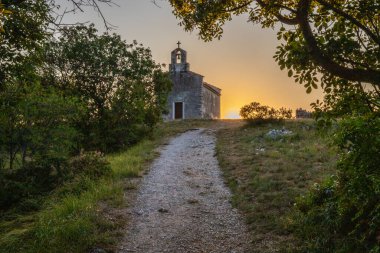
[1,119,332,253]
[0,120,217,253]
[216,120,337,253]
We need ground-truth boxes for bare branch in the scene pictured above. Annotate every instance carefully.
[151,0,162,8]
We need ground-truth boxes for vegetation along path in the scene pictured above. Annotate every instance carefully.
[118,128,250,253]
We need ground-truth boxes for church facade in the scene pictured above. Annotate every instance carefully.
[164,44,221,120]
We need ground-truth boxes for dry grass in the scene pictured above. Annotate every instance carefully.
[216,120,337,253]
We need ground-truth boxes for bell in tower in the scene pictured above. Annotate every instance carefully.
[169,41,190,73]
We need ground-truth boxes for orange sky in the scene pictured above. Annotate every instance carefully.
[64,0,324,118]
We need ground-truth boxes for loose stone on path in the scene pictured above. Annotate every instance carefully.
[118,129,250,253]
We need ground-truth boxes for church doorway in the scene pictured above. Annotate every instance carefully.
[174,102,184,119]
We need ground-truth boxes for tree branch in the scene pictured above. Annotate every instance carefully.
[4,0,116,31]
[2,0,28,8]
[256,0,298,25]
[316,0,380,46]
[225,1,252,12]
[297,0,380,86]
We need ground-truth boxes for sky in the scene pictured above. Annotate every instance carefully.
[63,0,324,119]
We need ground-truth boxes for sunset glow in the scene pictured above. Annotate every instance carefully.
[63,0,324,119]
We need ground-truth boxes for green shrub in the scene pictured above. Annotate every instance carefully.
[0,150,111,211]
[0,172,28,210]
[291,115,380,253]
[68,151,111,180]
[240,101,292,124]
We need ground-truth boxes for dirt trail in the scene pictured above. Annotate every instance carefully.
[118,129,250,253]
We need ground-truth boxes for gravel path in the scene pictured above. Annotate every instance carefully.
[118,129,250,253]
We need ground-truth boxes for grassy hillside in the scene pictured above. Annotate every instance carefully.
[216,120,337,252]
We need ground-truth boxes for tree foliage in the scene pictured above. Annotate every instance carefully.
[42,25,172,151]
[0,83,83,208]
[0,3,11,32]
[169,0,380,99]
[1,0,119,31]
[240,101,292,123]
[0,0,49,87]
[0,83,82,170]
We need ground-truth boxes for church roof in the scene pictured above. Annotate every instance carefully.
[187,71,203,77]
[203,82,221,96]
[171,48,186,53]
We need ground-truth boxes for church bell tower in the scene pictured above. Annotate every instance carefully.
[169,41,190,73]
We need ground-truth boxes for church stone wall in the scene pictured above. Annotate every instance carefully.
[164,45,221,121]
[201,87,221,119]
[164,72,203,120]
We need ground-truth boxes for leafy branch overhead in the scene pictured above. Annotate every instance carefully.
[0,4,11,32]
[169,0,380,93]
[1,0,117,30]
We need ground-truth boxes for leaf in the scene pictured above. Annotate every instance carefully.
[306,87,312,94]
[288,69,293,77]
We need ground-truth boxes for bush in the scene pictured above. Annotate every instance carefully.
[67,151,111,180]
[240,101,292,124]
[291,115,380,253]
[0,160,69,211]
[0,172,27,210]
[0,150,111,211]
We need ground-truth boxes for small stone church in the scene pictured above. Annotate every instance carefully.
[164,43,221,120]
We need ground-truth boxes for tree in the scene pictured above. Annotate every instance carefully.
[0,0,50,88]
[0,3,11,32]
[0,85,82,167]
[240,101,292,123]
[0,0,124,88]
[169,0,380,103]
[42,25,172,151]
[0,82,83,208]
[1,0,118,30]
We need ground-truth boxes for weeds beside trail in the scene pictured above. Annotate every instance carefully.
[0,140,156,253]
[0,120,219,253]
[216,120,337,253]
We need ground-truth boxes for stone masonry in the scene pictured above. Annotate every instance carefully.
[164,43,221,120]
